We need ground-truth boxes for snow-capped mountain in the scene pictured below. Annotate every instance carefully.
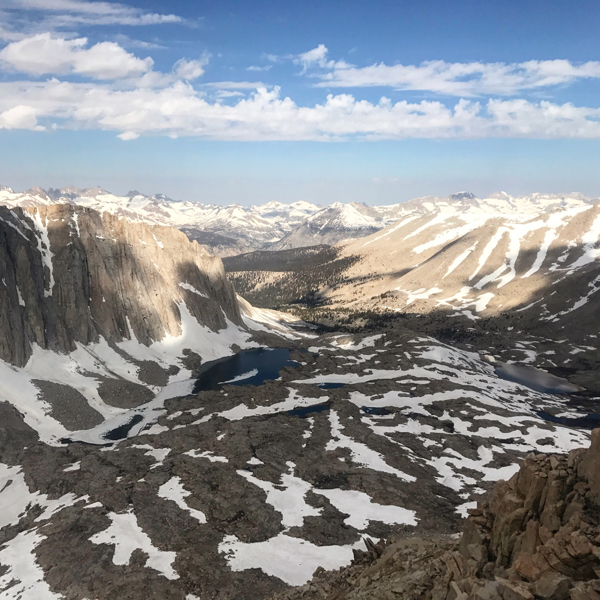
[0,190,598,599]
[227,191,600,360]
[268,202,394,250]
[252,200,319,222]
[0,185,597,257]
[308,200,600,349]
[0,186,323,256]
[402,191,597,216]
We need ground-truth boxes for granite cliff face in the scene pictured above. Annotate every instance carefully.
[0,204,242,367]
[0,203,260,444]
[274,430,600,600]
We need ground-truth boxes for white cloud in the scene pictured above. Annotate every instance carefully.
[0,33,153,79]
[3,0,183,26]
[0,104,41,129]
[293,44,351,74]
[1,79,600,141]
[0,22,24,42]
[305,51,600,96]
[264,53,282,63]
[297,44,328,67]
[203,81,264,89]
[215,90,245,98]
[246,65,272,72]
[111,34,166,51]
[174,55,210,81]
[117,130,139,140]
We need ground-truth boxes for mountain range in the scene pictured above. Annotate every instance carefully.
[325,196,600,335]
[2,185,597,256]
[0,185,598,599]
[226,191,600,356]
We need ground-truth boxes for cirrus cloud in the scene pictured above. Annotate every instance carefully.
[298,45,600,97]
[0,0,187,44]
[2,0,184,27]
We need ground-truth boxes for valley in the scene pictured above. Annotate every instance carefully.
[0,190,598,599]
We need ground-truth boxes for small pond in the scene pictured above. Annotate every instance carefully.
[103,414,144,441]
[537,411,600,430]
[495,363,583,394]
[288,403,330,418]
[93,348,300,443]
[192,347,300,393]
[494,363,599,430]
[361,406,393,416]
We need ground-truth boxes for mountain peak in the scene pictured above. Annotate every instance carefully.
[488,191,512,199]
[449,191,477,201]
[153,193,174,202]
[25,185,49,198]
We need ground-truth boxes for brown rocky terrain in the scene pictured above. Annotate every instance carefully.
[0,326,592,600]
[272,429,600,600]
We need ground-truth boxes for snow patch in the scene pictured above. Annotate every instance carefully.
[89,511,179,580]
[219,533,365,586]
[158,476,207,523]
[313,488,417,530]
[179,282,209,298]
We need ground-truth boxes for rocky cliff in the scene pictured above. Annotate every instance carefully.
[0,203,257,443]
[0,204,242,367]
[273,430,600,600]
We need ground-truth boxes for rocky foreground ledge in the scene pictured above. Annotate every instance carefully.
[272,429,600,600]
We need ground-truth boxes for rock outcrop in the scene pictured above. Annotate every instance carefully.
[0,204,242,366]
[273,429,600,600]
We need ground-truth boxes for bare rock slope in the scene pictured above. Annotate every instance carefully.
[329,202,600,331]
[273,429,600,600]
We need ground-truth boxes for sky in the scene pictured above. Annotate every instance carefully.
[0,0,599,205]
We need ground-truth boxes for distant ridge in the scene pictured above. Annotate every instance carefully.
[0,185,597,256]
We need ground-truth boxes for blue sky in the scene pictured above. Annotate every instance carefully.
[0,0,599,204]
